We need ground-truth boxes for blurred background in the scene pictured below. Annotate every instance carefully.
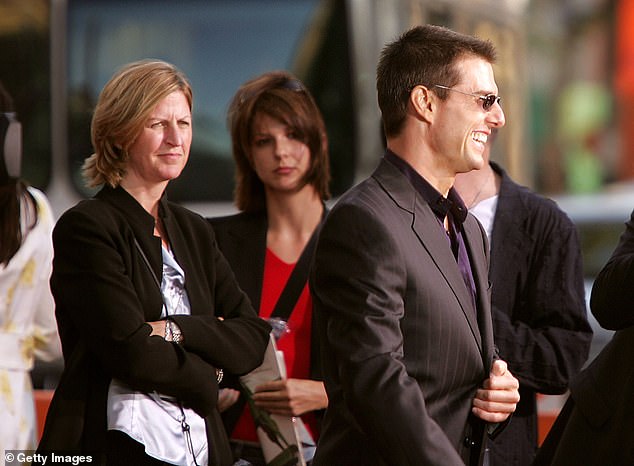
[2,0,626,204]
[0,0,627,436]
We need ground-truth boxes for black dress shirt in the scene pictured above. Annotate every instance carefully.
[385,150,477,314]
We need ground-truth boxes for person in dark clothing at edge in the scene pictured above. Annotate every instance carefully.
[533,208,634,466]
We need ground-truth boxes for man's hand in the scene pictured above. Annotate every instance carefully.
[472,359,520,423]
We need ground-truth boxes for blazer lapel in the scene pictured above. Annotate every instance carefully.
[97,186,164,321]
[414,207,483,351]
[374,160,483,351]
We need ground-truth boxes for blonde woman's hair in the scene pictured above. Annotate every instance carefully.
[82,59,193,187]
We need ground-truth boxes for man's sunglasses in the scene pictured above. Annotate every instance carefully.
[433,84,501,111]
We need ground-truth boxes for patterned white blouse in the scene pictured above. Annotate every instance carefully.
[0,187,61,452]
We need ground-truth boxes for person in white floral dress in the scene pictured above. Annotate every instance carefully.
[0,82,62,453]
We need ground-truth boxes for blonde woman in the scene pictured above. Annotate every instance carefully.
[37,60,270,466]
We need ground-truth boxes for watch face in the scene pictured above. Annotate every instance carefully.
[169,321,182,344]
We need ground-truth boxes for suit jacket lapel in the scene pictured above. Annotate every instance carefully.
[374,160,483,351]
[97,186,164,321]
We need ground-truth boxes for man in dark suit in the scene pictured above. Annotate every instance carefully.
[533,211,634,466]
[453,134,593,466]
[309,25,520,466]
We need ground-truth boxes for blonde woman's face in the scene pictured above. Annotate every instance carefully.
[124,91,192,187]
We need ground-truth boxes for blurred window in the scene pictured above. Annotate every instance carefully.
[576,220,626,279]
[0,1,51,190]
[67,0,354,201]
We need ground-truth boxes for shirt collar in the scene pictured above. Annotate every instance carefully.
[384,149,468,224]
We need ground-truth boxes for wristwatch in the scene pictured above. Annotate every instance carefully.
[165,319,183,345]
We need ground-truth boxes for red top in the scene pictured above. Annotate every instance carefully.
[231,248,317,442]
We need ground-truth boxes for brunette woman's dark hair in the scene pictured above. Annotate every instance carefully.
[227,70,330,212]
[0,82,35,266]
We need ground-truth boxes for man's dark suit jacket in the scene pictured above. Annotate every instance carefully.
[208,211,323,433]
[37,186,270,466]
[310,158,496,466]
[484,163,592,466]
[533,209,634,466]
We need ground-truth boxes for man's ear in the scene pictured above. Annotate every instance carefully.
[410,85,435,123]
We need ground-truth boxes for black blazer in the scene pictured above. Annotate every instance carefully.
[310,159,495,466]
[38,186,271,466]
[208,210,324,432]
[485,163,592,466]
[209,212,269,313]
